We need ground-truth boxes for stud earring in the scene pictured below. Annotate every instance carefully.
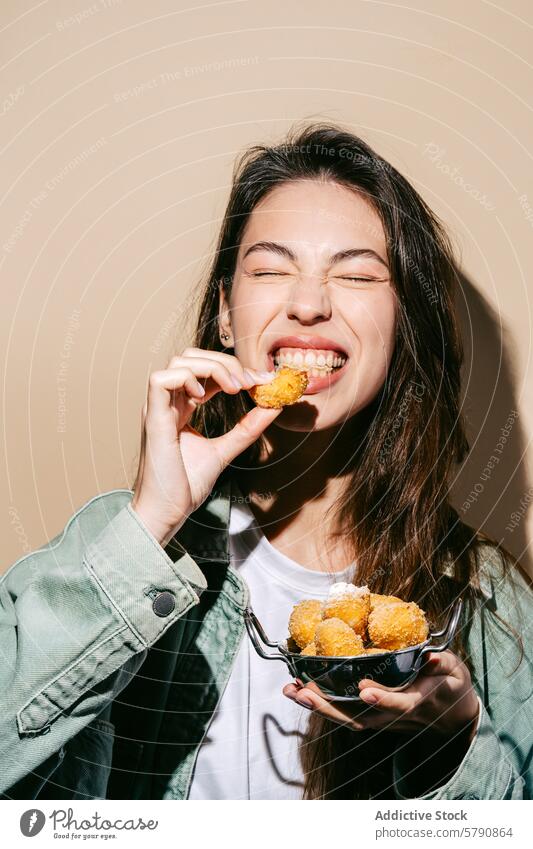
[221,333,230,341]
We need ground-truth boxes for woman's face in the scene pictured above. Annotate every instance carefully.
[219,179,397,431]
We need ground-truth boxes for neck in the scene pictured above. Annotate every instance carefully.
[233,412,370,572]
[237,408,370,497]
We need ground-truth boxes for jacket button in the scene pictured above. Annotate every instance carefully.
[152,591,176,617]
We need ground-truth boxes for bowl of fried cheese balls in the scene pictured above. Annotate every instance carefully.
[244,584,463,700]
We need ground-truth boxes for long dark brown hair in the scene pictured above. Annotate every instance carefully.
[184,121,522,798]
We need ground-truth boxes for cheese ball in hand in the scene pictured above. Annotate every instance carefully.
[322,583,370,638]
[314,618,365,657]
[289,599,322,649]
[367,601,429,650]
[248,365,308,409]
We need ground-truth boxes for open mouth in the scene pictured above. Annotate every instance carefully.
[271,346,348,378]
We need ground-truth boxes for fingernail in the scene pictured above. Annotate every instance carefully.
[297,697,314,709]
[230,375,243,389]
[195,382,206,396]
[359,691,377,704]
[254,370,275,382]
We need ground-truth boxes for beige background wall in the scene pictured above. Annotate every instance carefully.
[2,0,532,575]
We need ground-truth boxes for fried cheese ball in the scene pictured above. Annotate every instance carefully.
[370,592,402,611]
[248,365,308,409]
[367,601,429,650]
[286,636,300,653]
[314,618,365,657]
[300,642,318,656]
[322,582,370,638]
[288,599,323,649]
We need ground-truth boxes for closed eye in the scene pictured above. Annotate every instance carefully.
[333,276,380,283]
[249,272,385,283]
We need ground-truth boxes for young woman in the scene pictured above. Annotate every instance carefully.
[1,122,531,800]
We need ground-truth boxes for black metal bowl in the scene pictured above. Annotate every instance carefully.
[244,598,463,701]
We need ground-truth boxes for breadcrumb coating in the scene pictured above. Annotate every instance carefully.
[369,592,402,610]
[248,365,308,408]
[367,601,429,650]
[286,588,430,660]
[289,599,323,649]
[314,618,365,657]
[322,589,370,638]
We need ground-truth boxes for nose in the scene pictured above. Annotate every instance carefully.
[285,273,332,324]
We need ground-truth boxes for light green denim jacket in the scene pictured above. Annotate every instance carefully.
[0,476,531,800]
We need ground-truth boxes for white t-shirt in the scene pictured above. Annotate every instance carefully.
[187,495,355,800]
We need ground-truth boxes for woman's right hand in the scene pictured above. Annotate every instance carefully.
[130,348,280,545]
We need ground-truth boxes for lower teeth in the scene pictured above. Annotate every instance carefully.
[275,364,339,376]
[307,367,336,377]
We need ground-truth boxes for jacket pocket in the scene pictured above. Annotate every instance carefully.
[16,627,137,737]
[37,718,116,800]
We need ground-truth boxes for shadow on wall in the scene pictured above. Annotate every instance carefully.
[451,273,532,576]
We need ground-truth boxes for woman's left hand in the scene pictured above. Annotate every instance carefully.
[283,650,480,740]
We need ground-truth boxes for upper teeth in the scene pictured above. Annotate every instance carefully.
[273,347,347,371]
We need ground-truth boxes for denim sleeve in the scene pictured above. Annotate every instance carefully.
[0,489,207,793]
[392,546,532,800]
[393,697,526,799]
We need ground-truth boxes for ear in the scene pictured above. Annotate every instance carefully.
[218,278,234,347]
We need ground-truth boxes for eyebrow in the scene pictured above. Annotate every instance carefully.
[242,241,389,270]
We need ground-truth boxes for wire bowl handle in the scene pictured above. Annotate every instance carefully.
[419,596,463,655]
[243,606,286,661]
